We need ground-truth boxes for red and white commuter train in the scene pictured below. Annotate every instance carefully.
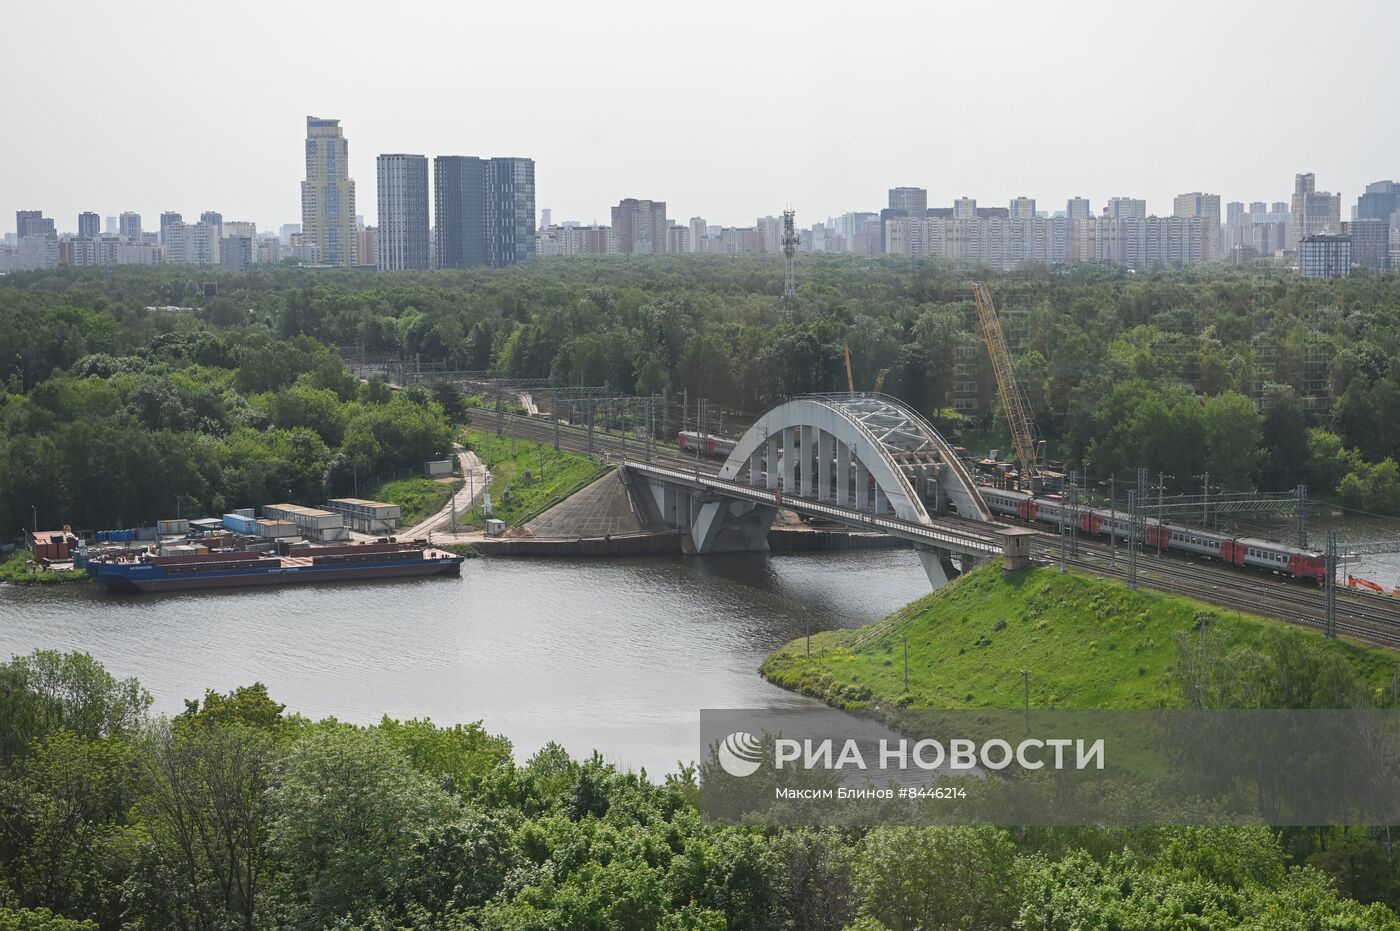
[979,486,1327,582]
[677,431,738,458]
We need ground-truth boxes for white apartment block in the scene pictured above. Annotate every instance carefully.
[163,222,220,266]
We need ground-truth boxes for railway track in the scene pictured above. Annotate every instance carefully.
[468,407,1400,648]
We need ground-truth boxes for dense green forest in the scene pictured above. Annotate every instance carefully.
[3,648,1400,930]
[3,256,1400,536]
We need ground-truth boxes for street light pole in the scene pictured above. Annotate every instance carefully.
[902,636,909,691]
[1021,669,1030,733]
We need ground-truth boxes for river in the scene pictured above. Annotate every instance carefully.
[0,549,929,775]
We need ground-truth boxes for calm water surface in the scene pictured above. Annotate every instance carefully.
[0,550,929,775]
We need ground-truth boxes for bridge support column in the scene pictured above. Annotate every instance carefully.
[875,486,890,515]
[766,434,779,491]
[836,442,850,506]
[748,448,762,487]
[817,431,833,501]
[782,427,796,493]
[854,458,869,510]
[915,545,962,590]
[686,498,778,554]
[798,426,814,497]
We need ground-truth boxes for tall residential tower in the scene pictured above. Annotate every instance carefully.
[300,116,358,266]
[376,154,430,271]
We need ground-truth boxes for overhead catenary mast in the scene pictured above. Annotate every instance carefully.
[782,209,797,309]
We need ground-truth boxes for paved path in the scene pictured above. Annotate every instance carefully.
[400,445,489,539]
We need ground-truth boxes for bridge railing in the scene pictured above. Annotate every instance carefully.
[792,393,992,523]
[623,460,1000,556]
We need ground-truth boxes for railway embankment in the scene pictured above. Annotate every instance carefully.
[761,562,1399,712]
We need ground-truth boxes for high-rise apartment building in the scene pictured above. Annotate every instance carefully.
[1172,192,1221,261]
[757,216,784,253]
[1356,181,1400,224]
[1009,197,1037,220]
[888,187,927,218]
[301,116,358,266]
[16,210,55,239]
[1291,173,1341,247]
[1342,220,1389,271]
[164,221,220,267]
[376,154,431,271]
[434,156,488,268]
[433,155,535,268]
[159,211,182,244]
[220,236,254,272]
[1224,202,1290,260]
[199,211,223,238]
[119,211,141,240]
[689,217,706,253]
[357,225,378,268]
[486,157,535,267]
[1105,197,1147,219]
[1298,234,1351,278]
[1066,197,1092,220]
[77,212,100,238]
[612,198,668,255]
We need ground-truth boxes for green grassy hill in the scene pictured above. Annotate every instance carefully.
[761,564,1397,711]
[459,429,602,528]
[371,475,459,526]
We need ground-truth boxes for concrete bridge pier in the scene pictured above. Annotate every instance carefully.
[915,544,962,589]
[685,497,778,555]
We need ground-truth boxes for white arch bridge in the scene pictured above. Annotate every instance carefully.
[620,394,1005,588]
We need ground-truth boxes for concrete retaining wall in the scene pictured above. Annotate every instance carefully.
[767,528,909,551]
[473,526,908,557]
[473,531,684,558]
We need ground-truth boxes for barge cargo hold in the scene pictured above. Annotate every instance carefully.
[84,542,463,593]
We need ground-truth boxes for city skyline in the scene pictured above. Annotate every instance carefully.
[3,0,1399,233]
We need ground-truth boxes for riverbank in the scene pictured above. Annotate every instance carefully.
[760,562,1398,712]
[0,551,87,585]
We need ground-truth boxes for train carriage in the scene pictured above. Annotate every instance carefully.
[973,481,1325,582]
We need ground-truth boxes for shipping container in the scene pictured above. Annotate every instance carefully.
[262,504,344,531]
[425,460,453,477]
[256,519,297,538]
[157,518,190,536]
[223,513,258,535]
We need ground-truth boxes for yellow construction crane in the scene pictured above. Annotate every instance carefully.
[844,344,893,396]
[972,282,1043,489]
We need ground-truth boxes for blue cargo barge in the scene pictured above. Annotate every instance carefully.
[84,541,463,593]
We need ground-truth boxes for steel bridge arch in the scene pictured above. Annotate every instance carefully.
[717,394,991,524]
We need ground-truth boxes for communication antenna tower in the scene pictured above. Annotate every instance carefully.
[781,209,797,307]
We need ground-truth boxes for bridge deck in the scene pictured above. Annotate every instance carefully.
[622,460,1001,556]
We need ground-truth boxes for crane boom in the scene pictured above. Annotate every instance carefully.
[843,343,855,397]
[972,283,1040,484]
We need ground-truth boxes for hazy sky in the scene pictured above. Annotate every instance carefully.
[5,0,1398,234]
